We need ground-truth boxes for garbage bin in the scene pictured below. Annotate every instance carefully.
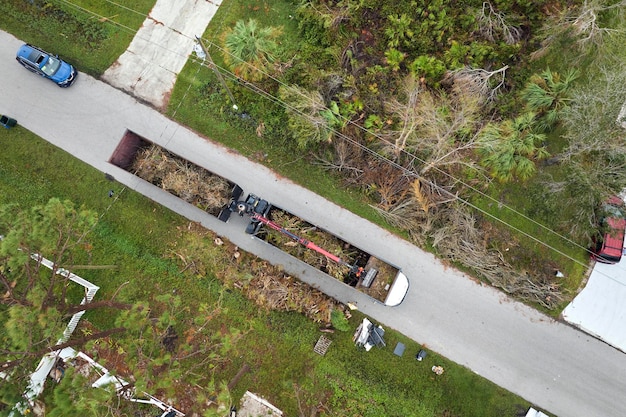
[1,115,17,129]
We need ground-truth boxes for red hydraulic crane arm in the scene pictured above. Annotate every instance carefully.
[252,213,349,267]
[304,241,346,266]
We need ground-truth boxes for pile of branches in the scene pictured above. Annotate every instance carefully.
[242,258,340,323]
[168,223,341,324]
[378,184,564,309]
[429,202,563,309]
[264,210,356,280]
[132,145,231,214]
[316,140,413,212]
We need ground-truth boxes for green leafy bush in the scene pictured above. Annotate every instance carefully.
[409,55,447,84]
[521,68,579,132]
[384,48,406,72]
[330,309,350,331]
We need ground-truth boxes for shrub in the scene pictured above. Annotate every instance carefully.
[330,309,350,331]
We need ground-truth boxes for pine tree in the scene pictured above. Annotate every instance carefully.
[478,112,550,182]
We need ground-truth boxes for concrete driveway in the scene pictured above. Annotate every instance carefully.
[563,257,626,352]
[102,0,221,110]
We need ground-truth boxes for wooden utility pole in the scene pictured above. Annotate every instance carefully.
[195,35,238,110]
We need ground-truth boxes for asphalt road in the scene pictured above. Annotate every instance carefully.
[2,31,626,417]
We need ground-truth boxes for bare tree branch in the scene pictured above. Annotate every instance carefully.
[446,65,509,103]
[533,0,626,59]
[382,75,484,177]
[476,2,523,44]
[1,327,126,373]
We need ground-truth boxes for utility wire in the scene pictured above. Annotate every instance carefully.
[205,38,595,254]
[53,0,626,281]
[55,0,602,258]
[100,0,147,17]
[209,63,588,268]
[191,46,603,271]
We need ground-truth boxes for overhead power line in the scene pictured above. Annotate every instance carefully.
[52,0,626,281]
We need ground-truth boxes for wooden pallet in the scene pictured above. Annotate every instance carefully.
[313,335,332,356]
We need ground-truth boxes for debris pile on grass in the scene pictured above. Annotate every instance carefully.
[169,223,342,324]
[132,145,231,215]
[242,258,339,323]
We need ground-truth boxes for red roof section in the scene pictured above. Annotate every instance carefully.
[593,197,626,264]
[594,216,626,263]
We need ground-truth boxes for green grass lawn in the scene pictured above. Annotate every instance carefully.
[0,124,535,416]
[0,0,155,76]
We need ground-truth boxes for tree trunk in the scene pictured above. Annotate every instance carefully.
[0,327,126,372]
[65,300,133,315]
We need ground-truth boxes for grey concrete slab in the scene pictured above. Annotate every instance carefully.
[102,0,221,110]
[3,30,626,417]
[563,258,626,351]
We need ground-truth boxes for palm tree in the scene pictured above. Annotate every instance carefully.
[222,19,282,81]
[521,68,579,132]
[478,112,550,182]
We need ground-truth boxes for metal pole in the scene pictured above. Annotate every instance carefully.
[195,36,238,110]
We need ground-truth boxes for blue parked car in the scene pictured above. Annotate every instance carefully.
[15,44,77,87]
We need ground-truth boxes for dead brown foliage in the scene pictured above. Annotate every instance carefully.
[358,160,410,211]
[132,145,231,214]
[265,210,357,281]
[375,178,454,245]
[169,223,341,324]
[377,185,564,308]
[429,203,563,309]
[243,258,339,323]
[316,141,413,211]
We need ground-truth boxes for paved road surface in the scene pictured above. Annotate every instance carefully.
[2,31,626,417]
